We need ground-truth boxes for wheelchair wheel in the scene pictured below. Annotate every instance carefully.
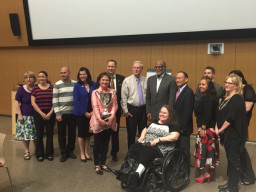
[161,149,190,192]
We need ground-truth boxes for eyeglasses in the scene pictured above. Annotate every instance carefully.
[224,81,234,85]
[154,66,164,69]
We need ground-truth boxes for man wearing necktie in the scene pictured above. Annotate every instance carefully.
[146,60,177,123]
[121,61,147,148]
[173,71,195,174]
[106,60,125,161]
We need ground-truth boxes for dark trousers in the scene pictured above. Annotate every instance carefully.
[177,134,191,174]
[111,116,120,156]
[240,147,256,183]
[93,129,111,165]
[57,114,76,155]
[224,139,241,188]
[128,142,162,167]
[34,110,55,157]
[126,105,147,149]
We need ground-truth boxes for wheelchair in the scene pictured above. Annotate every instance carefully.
[115,148,190,192]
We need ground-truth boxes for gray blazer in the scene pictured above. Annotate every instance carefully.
[146,73,177,122]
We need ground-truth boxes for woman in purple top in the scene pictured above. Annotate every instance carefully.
[15,71,37,160]
[31,71,55,162]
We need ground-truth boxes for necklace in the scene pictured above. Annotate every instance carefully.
[26,85,33,92]
[218,96,232,110]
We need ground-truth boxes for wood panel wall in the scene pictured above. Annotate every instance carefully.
[0,40,256,140]
[0,0,28,47]
[0,1,255,140]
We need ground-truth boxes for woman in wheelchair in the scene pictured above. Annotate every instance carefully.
[125,105,180,190]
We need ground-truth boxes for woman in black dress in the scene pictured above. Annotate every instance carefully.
[194,76,218,183]
[216,74,248,192]
[228,70,255,185]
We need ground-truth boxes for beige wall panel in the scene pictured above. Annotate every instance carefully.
[37,47,69,83]
[161,42,197,90]
[235,40,256,85]
[149,43,162,68]
[0,49,19,114]
[196,41,236,87]
[120,43,151,77]
[17,48,39,80]
[93,44,121,80]
[0,40,256,141]
[0,0,28,47]
[194,41,236,134]
[235,40,256,141]
[68,45,94,80]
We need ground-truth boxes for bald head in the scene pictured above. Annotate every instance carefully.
[60,66,71,82]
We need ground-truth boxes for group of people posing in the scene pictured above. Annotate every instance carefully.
[15,59,255,192]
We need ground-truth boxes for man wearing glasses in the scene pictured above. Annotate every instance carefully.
[146,60,177,122]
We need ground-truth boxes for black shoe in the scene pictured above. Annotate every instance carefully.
[218,183,228,190]
[127,172,139,189]
[36,156,44,162]
[219,186,238,192]
[112,154,118,161]
[101,165,112,172]
[85,157,93,161]
[68,153,77,159]
[80,158,87,162]
[60,154,68,162]
[95,166,103,175]
[46,155,54,161]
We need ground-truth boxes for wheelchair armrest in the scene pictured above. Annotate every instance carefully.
[152,158,162,165]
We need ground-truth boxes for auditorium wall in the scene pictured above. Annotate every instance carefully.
[0,0,255,141]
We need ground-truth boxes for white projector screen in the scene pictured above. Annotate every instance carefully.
[23,0,256,45]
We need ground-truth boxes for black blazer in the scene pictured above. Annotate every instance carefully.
[115,74,125,119]
[97,73,125,119]
[174,85,195,135]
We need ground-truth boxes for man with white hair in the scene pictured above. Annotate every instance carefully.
[121,61,147,148]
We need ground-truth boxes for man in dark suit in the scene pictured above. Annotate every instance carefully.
[146,60,177,122]
[174,71,194,173]
[106,59,125,161]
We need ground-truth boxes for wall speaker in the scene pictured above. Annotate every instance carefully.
[207,43,224,55]
[9,13,21,36]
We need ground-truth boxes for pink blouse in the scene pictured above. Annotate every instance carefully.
[89,87,118,134]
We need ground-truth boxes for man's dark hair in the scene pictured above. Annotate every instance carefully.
[107,59,117,66]
[177,71,188,78]
[205,66,215,74]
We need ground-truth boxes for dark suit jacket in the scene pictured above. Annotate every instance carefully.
[174,85,195,135]
[115,74,125,119]
[97,73,125,119]
[146,73,177,122]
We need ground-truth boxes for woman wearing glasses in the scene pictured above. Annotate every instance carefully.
[216,74,248,192]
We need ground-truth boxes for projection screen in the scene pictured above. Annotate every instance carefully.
[23,0,256,45]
